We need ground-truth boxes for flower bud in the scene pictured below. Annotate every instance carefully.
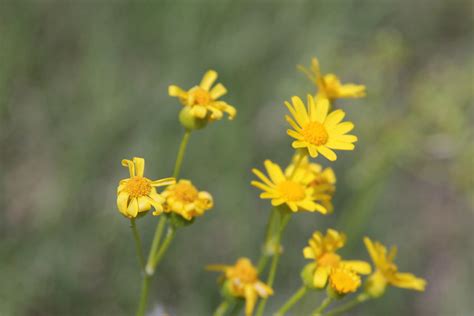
[364,272,387,298]
[300,263,318,289]
[179,107,208,130]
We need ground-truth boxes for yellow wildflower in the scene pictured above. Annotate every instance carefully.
[364,237,426,297]
[251,159,328,213]
[168,70,236,121]
[329,265,363,295]
[117,157,175,218]
[299,57,366,101]
[158,179,213,220]
[207,258,273,316]
[287,154,336,213]
[303,229,371,288]
[285,95,357,161]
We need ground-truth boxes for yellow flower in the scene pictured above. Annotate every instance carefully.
[168,70,236,121]
[298,57,366,101]
[117,157,175,218]
[329,265,363,295]
[207,258,273,316]
[285,95,357,161]
[158,179,213,220]
[303,229,371,288]
[251,159,328,213]
[287,154,336,213]
[364,237,426,297]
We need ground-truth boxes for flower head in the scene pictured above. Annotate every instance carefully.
[207,258,273,316]
[329,265,363,295]
[158,179,213,220]
[117,157,175,218]
[299,57,366,101]
[287,154,336,213]
[303,229,371,288]
[364,237,426,297]
[251,160,328,214]
[285,95,357,161]
[169,70,236,122]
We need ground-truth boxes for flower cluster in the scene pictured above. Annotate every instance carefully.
[113,58,426,316]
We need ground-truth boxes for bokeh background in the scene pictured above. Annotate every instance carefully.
[1,1,473,315]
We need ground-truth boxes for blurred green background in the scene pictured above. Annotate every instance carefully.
[1,1,473,315]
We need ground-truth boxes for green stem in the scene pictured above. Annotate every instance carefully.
[257,207,279,273]
[135,275,151,316]
[145,216,167,275]
[173,129,191,179]
[312,296,333,316]
[213,300,230,316]
[255,211,292,316]
[149,227,176,270]
[275,286,308,316]
[130,219,145,271]
[323,293,369,316]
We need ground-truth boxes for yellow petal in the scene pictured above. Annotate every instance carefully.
[292,140,308,149]
[121,159,135,177]
[209,83,227,99]
[127,198,139,218]
[252,168,274,187]
[318,146,337,161]
[333,134,358,143]
[133,157,145,177]
[168,85,186,97]
[342,260,372,275]
[314,97,330,123]
[200,70,218,91]
[151,177,176,187]
[117,191,130,216]
[303,247,315,259]
[391,272,426,291]
[326,140,355,150]
[190,105,208,118]
[313,266,329,288]
[251,180,274,193]
[264,160,286,183]
[330,121,354,135]
[324,110,345,128]
[244,286,257,316]
[364,237,380,267]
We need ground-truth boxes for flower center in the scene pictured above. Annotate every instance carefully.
[318,253,341,268]
[173,182,199,203]
[125,176,152,198]
[193,88,211,105]
[329,267,361,294]
[233,261,258,283]
[301,122,328,146]
[276,180,306,201]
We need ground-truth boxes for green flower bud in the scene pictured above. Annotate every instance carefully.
[300,263,318,289]
[179,107,208,130]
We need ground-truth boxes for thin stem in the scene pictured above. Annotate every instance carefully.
[150,227,176,271]
[312,296,333,316]
[136,275,151,316]
[130,219,145,271]
[145,216,167,275]
[257,207,279,273]
[255,211,292,316]
[275,286,308,316]
[172,129,191,179]
[213,300,230,316]
[323,293,370,316]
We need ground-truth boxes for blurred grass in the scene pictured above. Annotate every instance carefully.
[0,1,473,315]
